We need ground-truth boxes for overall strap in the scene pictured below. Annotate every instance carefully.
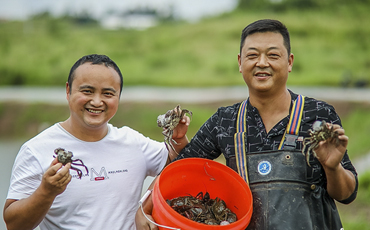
[234,100,249,183]
[234,95,305,184]
[278,95,305,150]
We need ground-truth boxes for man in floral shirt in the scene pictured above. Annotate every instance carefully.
[136,19,357,230]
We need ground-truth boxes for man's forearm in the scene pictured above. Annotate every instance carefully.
[168,135,188,161]
[325,164,356,202]
[4,187,56,230]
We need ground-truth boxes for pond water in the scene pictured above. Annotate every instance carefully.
[0,140,23,230]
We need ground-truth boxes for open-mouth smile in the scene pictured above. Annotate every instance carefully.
[86,108,103,114]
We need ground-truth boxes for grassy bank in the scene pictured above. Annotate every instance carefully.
[2,99,370,154]
[1,100,369,157]
[0,6,369,87]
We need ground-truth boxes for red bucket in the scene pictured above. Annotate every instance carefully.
[152,158,253,230]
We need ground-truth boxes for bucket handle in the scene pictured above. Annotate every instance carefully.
[139,190,181,230]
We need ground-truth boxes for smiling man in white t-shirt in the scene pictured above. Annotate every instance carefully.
[3,54,191,230]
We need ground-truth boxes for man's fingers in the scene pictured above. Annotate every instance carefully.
[47,162,71,179]
[50,157,59,166]
[59,172,72,185]
[56,163,71,179]
[145,215,158,230]
[181,115,191,125]
[47,163,63,176]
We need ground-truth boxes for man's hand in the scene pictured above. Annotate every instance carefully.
[171,113,191,141]
[314,123,348,170]
[167,106,191,160]
[40,157,72,197]
[135,205,158,230]
[314,123,356,201]
[4,158,72,230]
[135,189,159,230]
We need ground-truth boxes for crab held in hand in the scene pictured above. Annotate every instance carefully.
[54,148,89,179]
[302,120,340,166]
[157,104,192,153]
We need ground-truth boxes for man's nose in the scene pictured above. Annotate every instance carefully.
[256,55,269,67]
[90,94,103,106]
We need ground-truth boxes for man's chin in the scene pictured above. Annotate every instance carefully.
[84,120,107,129]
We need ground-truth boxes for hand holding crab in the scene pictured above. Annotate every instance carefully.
[54,148,89,179]
[157,105,192,153]
[302,121,348,167]
[39,157,72,197]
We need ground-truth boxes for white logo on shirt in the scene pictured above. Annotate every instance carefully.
[90,167,109,181]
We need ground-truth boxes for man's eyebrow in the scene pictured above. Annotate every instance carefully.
[246,46,280,51]
[79,85,94,90]
[267,46,280,51]
[79,85,117,94]
[102,87,117,93]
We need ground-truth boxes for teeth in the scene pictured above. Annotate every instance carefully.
[87,109,102,114]
[256,73,270,77]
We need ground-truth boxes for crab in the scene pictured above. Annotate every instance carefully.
[54,148,89,179]
[167,192,206,222]
[167,192,237,225]
[211,197,237,224]
[157,105,192,153]
[302,120,339,166]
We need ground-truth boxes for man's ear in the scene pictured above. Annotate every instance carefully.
[288,53,294,73]
[238,53,242,73]
[66,82,70,100]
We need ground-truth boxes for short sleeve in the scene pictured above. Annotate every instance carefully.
[6,144,44,200]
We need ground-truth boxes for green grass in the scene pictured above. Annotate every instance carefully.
[340,107,370,158]
[338,171,370,229]
[0,100,368,158]
[0,6,369,87]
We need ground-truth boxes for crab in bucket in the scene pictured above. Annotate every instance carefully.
[54,148,89,179]
[157,105,192,153]
[302,120,340,166]
[167,191,237,225]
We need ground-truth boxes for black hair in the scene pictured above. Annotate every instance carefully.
[67,54,123,96]
[240,19,291,57]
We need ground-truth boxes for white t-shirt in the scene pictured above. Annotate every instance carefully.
[7,123,168,230]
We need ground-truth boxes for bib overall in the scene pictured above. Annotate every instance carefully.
[232,96,343,230]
